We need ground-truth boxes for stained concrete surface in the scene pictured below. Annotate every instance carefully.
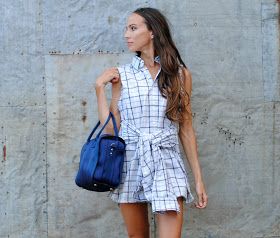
[0,0,279,237]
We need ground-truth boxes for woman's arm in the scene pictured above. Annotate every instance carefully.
[95,67,121,134]
[178,68,208,209]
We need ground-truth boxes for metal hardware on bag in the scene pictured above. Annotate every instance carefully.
[94,184,97,187]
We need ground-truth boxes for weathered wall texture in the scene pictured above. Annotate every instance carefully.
[0,0,279,237]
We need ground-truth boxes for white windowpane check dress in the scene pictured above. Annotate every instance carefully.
[109,55,194,213]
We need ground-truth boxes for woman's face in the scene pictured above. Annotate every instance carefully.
[124,13,153,52]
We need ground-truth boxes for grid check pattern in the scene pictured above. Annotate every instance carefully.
[109,55,194,213]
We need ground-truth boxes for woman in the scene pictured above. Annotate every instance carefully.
[95,7,207,238]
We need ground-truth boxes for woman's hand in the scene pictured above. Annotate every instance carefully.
[194,180,208,209]
[95,67,120,88]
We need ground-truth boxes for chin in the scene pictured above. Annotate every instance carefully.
[128,45,141,52]
[127,46,136,52]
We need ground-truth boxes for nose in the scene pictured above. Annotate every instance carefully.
[124,27,130,39]
[124,30,128,39]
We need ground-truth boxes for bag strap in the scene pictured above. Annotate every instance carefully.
[96,112,119,138]
[86,112,118,142]
[110,112,119,136]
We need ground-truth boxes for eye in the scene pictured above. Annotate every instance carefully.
[130,26,137,31]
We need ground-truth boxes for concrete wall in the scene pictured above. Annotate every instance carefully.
[0,0,279,237]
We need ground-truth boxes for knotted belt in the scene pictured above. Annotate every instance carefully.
[120,120,181,212]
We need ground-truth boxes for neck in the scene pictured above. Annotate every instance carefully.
[139,47,156,68]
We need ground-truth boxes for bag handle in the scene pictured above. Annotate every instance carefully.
[95,112,119,138]
[86,112,119,142]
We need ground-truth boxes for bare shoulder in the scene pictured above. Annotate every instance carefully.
[182,67,192,79]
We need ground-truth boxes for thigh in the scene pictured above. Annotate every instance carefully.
[156,197,184,238]
[119,202,150,238]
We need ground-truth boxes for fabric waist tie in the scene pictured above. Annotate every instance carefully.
[120,120,180,211]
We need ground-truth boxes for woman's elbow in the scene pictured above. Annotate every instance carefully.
[179,123,195,140]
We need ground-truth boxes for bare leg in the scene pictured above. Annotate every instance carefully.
[156,197,184,238]
[120,203,150,238]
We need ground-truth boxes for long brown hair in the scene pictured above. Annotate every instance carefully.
[134,7,190,123]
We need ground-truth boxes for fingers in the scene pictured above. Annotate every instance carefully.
[110,68,120,83]
[108,67,120,79]
[96,67,119,87]
[111,77,119,83]
[195,192,208,209]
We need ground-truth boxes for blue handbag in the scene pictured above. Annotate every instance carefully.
[75,112,126,192]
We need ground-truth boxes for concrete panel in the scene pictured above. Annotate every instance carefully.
[0,106,47,237]
[262,2,280,101]
[45,53,131,238]
[0,0,45,107]
[181,2,280,237]
[186,0,261,16]
[0,54,46,107]
[0,1,47,238]
[0,0,43,55]
[42,1,156,54]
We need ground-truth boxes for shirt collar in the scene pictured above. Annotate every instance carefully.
[132,55,161,70]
